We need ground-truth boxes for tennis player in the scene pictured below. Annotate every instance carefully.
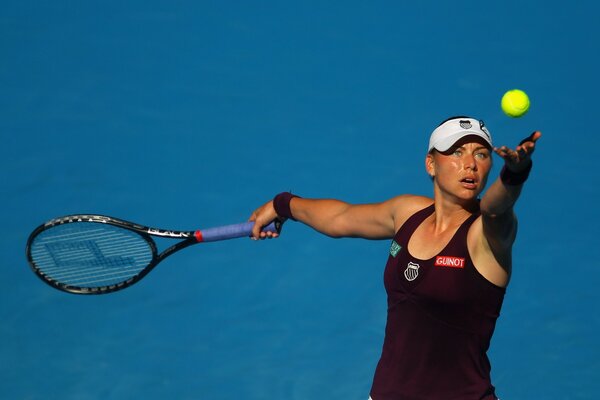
[250,116,540,400]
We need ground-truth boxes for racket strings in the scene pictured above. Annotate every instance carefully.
[29,223,154,289]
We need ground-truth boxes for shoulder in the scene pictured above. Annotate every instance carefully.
[386,195,433,232]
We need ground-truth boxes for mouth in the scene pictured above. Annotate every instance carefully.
[460,177,478,189]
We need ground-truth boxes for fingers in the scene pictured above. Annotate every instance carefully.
[249,212,267,240]
[519,131,542,146]
[516,131,541,158]
[494,131,541,163]
[493,146,518,162]
[251,222,279,240]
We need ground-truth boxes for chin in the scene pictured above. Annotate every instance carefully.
[455,189,482,203]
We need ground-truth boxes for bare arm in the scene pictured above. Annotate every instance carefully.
[249,194,430,240]
[284,197,397,239]
[480,131,541,252]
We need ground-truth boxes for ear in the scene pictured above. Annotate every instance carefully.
[425,153,435,178]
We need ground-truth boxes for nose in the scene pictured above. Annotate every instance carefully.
[464,154,477,171]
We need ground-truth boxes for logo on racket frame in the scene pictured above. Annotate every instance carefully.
[147,228,191,238]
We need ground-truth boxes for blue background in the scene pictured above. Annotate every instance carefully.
[2,1,599,399]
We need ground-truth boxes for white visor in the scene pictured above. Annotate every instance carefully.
[428,117,493,152]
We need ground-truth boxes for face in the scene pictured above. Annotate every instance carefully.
[426,138,492,202]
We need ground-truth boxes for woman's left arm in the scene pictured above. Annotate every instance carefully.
[480,131,542,249]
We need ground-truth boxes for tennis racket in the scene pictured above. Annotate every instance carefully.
[26,215,281,295]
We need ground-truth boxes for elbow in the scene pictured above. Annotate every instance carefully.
[480,207,514,220]
[480,207,500,219]
[479,198,515,219]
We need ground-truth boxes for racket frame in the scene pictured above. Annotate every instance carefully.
[26,214,279,295]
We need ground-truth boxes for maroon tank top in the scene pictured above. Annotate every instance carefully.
[370,204,505,400]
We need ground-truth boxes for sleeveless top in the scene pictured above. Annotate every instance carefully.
[370,204,505,400]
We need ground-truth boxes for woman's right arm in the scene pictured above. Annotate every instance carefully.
[249,193,430,240]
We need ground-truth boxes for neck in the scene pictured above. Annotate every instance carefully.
[431,188,479,232]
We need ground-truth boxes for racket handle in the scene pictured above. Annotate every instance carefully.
[195,220,281,243]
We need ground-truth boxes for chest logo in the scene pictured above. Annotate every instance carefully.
[434,256,465,269]
[404,262,420,281]
[390,240,402,258]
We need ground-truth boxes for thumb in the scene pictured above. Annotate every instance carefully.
[249,212,262,240]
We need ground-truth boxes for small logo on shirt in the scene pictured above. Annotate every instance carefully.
[404,262,420,281]
[390,240,402,258]
[434,256,465,269]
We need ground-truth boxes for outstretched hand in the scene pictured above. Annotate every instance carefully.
[494,131,542,172]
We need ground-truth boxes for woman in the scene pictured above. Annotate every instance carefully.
[249,116,541,400]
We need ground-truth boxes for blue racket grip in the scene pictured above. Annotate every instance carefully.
[195,220,282,242]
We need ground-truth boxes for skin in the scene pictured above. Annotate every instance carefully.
[249,131,541,288]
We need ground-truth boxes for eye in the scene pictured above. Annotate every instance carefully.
[453,149,462,156]
[475,151,490,159]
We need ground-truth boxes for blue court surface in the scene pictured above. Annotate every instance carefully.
[2,1,599,399]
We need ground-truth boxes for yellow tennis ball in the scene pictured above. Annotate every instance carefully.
[501,89,530,118]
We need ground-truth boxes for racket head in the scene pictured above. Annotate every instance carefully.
[26,215,159,295]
